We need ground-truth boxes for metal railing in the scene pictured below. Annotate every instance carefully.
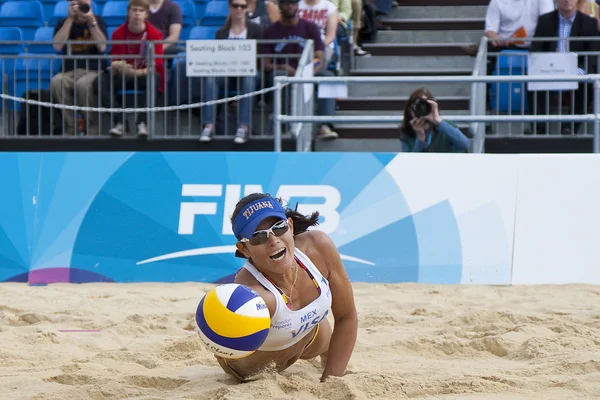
[0,39,308,144]
[273,74,600,153]
[4,35,600,153]
[483,36,600,137]
[470,35,488,153]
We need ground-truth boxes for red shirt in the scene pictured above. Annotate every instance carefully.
[111,22,165,92]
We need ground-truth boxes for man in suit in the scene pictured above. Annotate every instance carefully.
[527,0,600,134]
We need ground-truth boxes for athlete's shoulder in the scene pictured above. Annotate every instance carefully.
[295,230,338,275]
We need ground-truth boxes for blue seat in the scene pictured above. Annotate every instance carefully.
[29,27,57,54]
[0,1,45,41]
[201,0,228,26]
[40,0,60,23]
[107,25,118,39]
[101,0,128,26]
[8,53,62,111]
[189,25,218,40]
[174,0,196,40]
[490,49,529,113]
[193,0,209,22]
[0,27,24,110]
[0,27,24,75]
[51,1,98,26]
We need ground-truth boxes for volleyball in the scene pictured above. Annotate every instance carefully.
[195,283,271,359]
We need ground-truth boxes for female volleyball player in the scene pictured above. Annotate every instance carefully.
[215,193,358,382]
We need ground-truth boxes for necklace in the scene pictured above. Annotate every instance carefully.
[274,264,299,305]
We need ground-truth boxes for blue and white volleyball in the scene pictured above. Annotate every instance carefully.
[195,283,271,359]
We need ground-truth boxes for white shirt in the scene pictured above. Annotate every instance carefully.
[228,29,247,40]
[298,0,337,48]
[485,0,555,40]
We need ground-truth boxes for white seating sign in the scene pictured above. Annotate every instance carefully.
[527,52,579,91]
[185,40,257,77]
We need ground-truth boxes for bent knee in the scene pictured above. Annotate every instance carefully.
[50,73,67,89]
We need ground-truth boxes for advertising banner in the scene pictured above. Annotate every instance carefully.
[0,152,517,285]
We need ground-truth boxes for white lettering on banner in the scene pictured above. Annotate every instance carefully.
[178,184,341,236]
[186,40,257,77]
[527,52,578,91]
[177,184,222,235]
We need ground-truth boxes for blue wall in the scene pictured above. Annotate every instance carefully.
[0,152,471,284]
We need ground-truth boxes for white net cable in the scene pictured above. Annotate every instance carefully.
[0,82,289,113]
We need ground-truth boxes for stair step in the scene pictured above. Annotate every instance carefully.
[337,96,470,111]
[362,43,475,56]
[314,138,404,152]
[334,124,472,139]
[379,17,485,31]
[350,68,473,76]
[385,5,487,19]
[347,82,472,97]
[393,0,489,6]
[375,30,484,44]
[355,55,474,69]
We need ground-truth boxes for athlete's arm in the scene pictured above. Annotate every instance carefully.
[312,231,358,382]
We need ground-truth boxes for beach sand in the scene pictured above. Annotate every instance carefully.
[1,282,599,400]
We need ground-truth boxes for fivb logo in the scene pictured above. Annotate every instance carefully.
[177,184,341,236]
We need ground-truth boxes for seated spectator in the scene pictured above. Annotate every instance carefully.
[95,0,164,136]
[484,0,554,110]
[246,0,280,28]
[329,0,370,56]
[199,0,262,144]
[298,0,338,65]
[261,0,338,140]
[51,0,108,136]
[527,0,600,134]
[578,0,600,29]
[400,88,469,153]
[147,0,184,62]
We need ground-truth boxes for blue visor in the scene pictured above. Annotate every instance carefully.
[232,197,287,240]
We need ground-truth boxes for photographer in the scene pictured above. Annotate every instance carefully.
[51,0,107,136]
[400,88,470,153]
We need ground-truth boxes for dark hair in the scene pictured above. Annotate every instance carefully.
[230,192,320,236]
[401,87,435,138]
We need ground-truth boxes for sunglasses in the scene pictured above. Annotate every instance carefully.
[239,220,289,246]
[230,3,248,8]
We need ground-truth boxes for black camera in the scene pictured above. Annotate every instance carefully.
[78,2,90,13]
[411,98,432,118]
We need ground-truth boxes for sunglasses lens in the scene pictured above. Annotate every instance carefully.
[272,223,289,237]
[249,232,268,246]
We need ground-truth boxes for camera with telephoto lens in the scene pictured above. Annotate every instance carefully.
[411,98,433,118]
[78,2,90,13]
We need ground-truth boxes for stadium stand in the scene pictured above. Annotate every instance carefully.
[0,0,596,154]
[0,1,45,41]
[320,0,487,152]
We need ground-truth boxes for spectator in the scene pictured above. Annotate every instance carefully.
[578,0,600,29]
[95,0,164,137]
[246,0,280,28]
[298,0,338,65]
[147,0,184,60]
[400,88,469,153]
[483,0,554,113]
[261,0,338,140]
[527,0,600,134]
[199,0,262,144]
[50,0,108,136]
[329,0,370,58]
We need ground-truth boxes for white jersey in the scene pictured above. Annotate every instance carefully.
[298,0,337,48]
[242,247,332,351]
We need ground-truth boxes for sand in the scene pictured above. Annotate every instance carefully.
[1,282,600,400]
